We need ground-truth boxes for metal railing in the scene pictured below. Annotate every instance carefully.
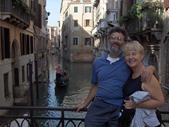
[0,106,87,127]
[0,106,169,127]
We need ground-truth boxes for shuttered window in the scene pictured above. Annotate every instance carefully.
[0,27,10,59]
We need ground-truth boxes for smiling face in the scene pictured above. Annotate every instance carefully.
[107,32,125,56]
[124,41,144,69]
[125,50,144,68]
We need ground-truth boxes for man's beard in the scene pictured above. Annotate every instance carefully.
[107,45,122,56]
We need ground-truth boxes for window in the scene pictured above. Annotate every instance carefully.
[27,62,32,81]
[115,1,118,9]
[0,27,10,59]
[73,37,78,45]
[20,34,33,55]
[85,38,92,46]
[26,35,30,54]
[27,63,29,81]
[20,33,25,55]
[85,6,91,13]
[22,66,25,82]
[30,36,33,53]
[30,0,34,9]
[4,73,10,98]
[74,6,78,13]
[85,19,90,27]
[74,20,78,27]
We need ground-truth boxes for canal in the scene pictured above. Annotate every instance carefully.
[35,55,92,126]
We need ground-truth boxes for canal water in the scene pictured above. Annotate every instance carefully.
[35,55,92,126]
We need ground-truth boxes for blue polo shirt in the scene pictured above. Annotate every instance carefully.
[91,55,130,106]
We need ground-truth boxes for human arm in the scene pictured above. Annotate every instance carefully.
[76,85,97,112]
[124,75,164,109]
[141,65,156,82]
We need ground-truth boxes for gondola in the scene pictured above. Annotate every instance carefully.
[55,71,69,87]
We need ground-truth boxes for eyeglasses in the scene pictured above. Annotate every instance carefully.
[108,35,123,41]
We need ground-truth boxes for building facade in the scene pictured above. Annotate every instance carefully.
[33,0,49,84]
[0,0,49,108]
[60,0,94,62]
[47,26,60,55]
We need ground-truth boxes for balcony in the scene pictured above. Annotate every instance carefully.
[0,0,30,29]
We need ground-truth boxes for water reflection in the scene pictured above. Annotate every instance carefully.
[63,62,91,95]
[55,85,68,106]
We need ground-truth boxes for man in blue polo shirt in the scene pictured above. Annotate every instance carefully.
[76,27,154,127]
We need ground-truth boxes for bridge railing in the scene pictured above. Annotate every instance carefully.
[0,106,87,127]
[0,106,169,127]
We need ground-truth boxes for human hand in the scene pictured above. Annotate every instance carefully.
[75,100,88,112]
[141,66,155,82]
[124,99,136,109]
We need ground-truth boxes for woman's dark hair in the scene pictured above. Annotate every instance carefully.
[108,27,128,41]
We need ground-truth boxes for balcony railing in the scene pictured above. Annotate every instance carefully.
[0,0,30,29]
[0,106,169,127]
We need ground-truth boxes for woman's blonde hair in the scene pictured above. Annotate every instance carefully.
[123,40,144,55]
